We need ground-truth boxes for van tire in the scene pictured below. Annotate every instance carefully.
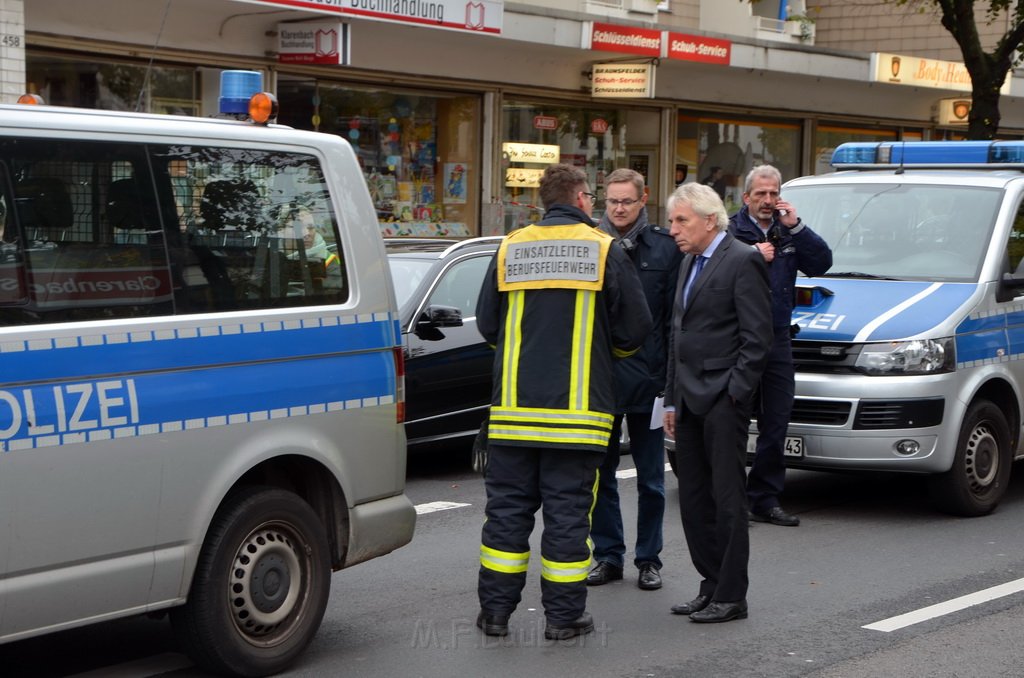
[172,486,331,677]
[928,400,1012,517]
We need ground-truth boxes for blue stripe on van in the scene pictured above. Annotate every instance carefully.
[0,314,395,385]
[863,283,975,341]
[0,314,399,451]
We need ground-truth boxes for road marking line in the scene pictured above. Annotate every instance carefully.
[415,501,471,515]
[863,577,1024,632]
[615,463,673,480]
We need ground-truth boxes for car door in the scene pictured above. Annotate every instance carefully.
[404,252,494,445]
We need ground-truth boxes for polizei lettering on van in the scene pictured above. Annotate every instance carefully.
[0,378,140,440]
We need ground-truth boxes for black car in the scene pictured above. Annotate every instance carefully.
[386,237,500,448]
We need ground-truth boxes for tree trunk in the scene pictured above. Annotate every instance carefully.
[967,80,1001,140]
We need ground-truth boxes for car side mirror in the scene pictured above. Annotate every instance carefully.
[415,304,463,340]
[998,271,1024,303]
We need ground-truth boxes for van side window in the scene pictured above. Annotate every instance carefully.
[1009,201,1024,275]
[152,145,348,312]
[0,138,174,326]
[0,139,349,326]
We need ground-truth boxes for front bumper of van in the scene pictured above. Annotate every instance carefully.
[781,372,961,473]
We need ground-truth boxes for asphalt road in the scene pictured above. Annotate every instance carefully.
[5,449,1024,678]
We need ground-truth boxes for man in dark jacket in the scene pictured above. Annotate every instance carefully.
[728,165,832,526]
[475,163,652,641]
[587,169,681,592]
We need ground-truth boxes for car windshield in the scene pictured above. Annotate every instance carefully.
[784,183,1001,282]
[387,257,435,308]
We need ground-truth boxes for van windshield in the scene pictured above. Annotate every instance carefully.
[784,183,1001,282]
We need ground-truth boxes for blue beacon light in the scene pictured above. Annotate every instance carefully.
[832,140,1024,166]
[219,70,264,115]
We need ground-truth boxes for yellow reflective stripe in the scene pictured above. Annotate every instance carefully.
[613,346,639,359]
[541,556,592,583]
[569,290,596,412]
[501,290,524,407]
[490,407,615,429]
[480,544,530,574]
[489,429,612,445]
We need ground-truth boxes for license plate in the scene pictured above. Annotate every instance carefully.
[746,435,804,458]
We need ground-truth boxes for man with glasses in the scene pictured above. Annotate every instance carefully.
[587,168,682,592]
[475,163,651,640]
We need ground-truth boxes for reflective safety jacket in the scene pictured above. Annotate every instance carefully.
[476,204,652,453]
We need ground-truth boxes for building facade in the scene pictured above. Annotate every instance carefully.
[17,0,1024,236]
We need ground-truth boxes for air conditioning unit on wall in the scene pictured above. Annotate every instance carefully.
[625,0,658,15]
[933,98,971,125]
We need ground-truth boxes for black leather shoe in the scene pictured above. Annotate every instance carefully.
[689,600,748,623]
[637,562,662,590]
[670,594,710,616]
[476,610,509,637]
[586,561,623,586]
[544,611,594,640]
[750,506,801,526]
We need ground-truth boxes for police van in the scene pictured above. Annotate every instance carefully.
[781,141,1024,517]
[0,77,414,676]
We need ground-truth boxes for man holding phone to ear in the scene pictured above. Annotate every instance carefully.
[728,165,832,526]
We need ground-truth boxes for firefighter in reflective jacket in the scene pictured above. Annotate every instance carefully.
[474,164,652,640]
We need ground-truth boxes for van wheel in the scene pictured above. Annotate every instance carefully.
[928,400,1012,517]
[172,487,331,677]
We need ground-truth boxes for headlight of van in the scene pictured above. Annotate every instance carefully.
[855,338,955,375]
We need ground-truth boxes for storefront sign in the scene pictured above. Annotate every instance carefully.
[870,52,1011,94]
[592,63,655,99]
[590,118,609,133]
[667,32,730,66]
[278,22,350,64]
[502,143,560,163]
[533,115,558,130]
[588,22,661,57]
[243,0,502,35]
[505,168,545,188]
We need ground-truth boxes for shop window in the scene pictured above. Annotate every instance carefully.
[813,125,898,174]
[278,80,480,238]
[502,100,653,231]
[25,53,198,115]
[677,113,800,214]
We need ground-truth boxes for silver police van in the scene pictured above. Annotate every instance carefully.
[780,141,1024,516]
[0,82,414,675]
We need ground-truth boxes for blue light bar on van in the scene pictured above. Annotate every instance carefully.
[219,70,263,115]
[831,141,1024,167]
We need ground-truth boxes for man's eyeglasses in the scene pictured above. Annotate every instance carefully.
[606,198,640,208]
[580,191,598,204]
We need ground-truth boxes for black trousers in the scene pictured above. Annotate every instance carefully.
[747,330,796,514]
[478,443,601,624]
[676,393,751,603]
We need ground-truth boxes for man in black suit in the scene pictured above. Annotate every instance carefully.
[662,182,772,623]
